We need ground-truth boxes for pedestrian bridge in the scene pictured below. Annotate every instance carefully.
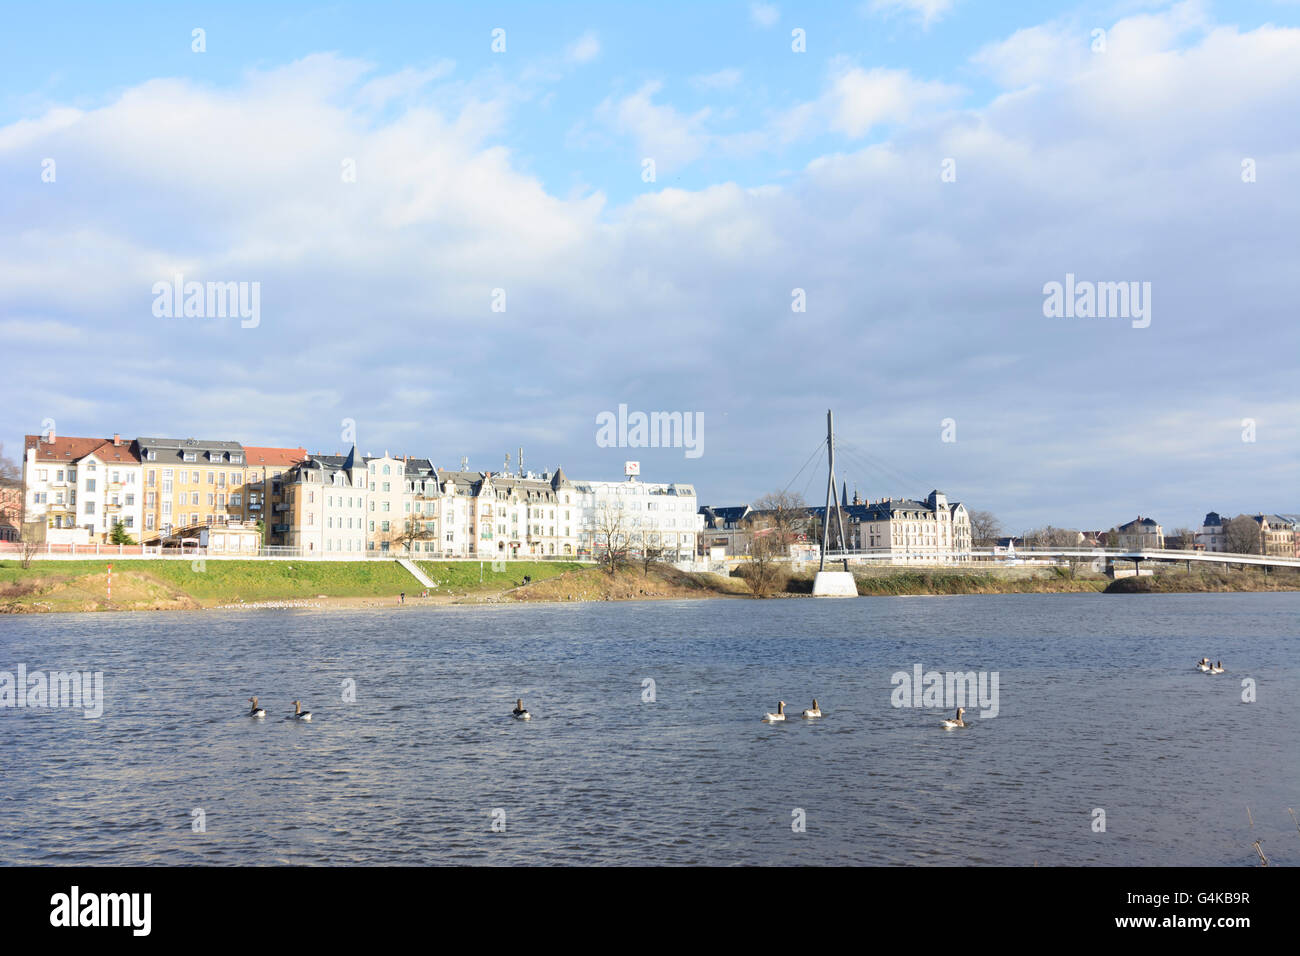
[817,547,1300,570]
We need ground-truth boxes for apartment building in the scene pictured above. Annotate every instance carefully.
[1248,514,1295,558]
[1113,516,1164,550]
[364,454,409,553]
[574,474,702,562]
[281,448,368,555]
[23,432,143,543]
[1197,512,1226,552]
[136,437,248,541]
[242,446,307,547]
[841,490,973,563]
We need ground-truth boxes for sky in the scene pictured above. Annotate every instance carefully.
[2,0,1297,533]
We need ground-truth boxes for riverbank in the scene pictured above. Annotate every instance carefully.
[2,559,1295,613]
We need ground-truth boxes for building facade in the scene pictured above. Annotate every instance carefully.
[575,475,702,562]
[1114,516,1164,550]
[242,446,308,547]
[281,449,368,555]
[23,432,143,543]
[841,490,972,563]
[136,437,248,541]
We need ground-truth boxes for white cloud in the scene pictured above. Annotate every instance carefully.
[776,63,962,140]
[692,68,743,91]
[566,30,601,64]
[867,0,957,27]
[750,3,779,28]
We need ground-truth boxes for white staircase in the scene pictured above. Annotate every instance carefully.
[397,557,436,589]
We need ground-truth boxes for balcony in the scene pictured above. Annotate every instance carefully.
[247,502,262,511]
[273,503,290,513]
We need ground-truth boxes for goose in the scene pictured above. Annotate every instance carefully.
[801,698,823,718]
[1196,658,1211,672]
[289,700,312,721]
[762,701,786,722]
[1210,661,1225,674]
[941,707,966,729]
[512,698,531,720]
[247,696,266,718]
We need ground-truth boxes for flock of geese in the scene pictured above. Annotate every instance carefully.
[253,660,1229,729]
[247,697,312,721]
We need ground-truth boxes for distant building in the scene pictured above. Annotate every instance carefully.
[698,505,753,555]
[0,476,21,541]
[24,431,143,543]
[576,474,702,562]
[838,490,973,564]
[1197,512,1226,552]
[281,448,368,555]
[136,436,247,541]
[1277,514,1300,558]
[1246,514,1295,558]
[242,446,307,547]
[1114,516,1164,550]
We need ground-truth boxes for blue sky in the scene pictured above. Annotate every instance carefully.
[2,0,1298,532]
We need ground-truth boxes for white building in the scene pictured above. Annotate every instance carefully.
[575,473,703,562]
[282,449,368,555]
[843,490,972,564]
[23,431,144,543]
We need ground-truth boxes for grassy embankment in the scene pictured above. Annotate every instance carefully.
[0,559,585,613]
[2,557,1295,612]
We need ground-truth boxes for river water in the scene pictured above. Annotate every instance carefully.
[1,593,1296,865]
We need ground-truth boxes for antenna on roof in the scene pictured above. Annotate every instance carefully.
[518,447,524,478]
[460,456,468,472]
[504,451,511,474]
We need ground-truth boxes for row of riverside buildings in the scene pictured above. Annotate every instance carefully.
[14,430,704,560]
[700,489,976,564]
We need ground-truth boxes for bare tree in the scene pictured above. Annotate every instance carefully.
[967,509,1001,548]
[591,504,631,576]
[641,544,665,576]
[1224,515,1261,555]
[395,516,433,555]
[0,443,19,482]
[739,530,788,598]
[748,491,808,555]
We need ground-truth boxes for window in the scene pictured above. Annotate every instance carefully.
[85,502,96,514]
[86,479,96,492]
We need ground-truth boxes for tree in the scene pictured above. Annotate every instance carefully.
[967,509,1001,548]
[395,516,433,555]
[0,443,19,482]
[109,523,136,546]
[591,504,631,576]
[19,521,43,569]
[748,491,808,555]
[641,544,665,576]
[1223,515,1261,555]
[739,530,788,598]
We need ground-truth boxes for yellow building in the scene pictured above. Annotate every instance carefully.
[136,437,250,542]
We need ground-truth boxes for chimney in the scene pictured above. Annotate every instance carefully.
[113,433,121,446]
[47,424,56,444]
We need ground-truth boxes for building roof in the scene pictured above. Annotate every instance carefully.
[242,446,307,468]
[1117,516,1160,531]
[25,434,141,464]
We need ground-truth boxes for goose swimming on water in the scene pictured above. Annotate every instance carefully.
[1196,658,1211,672]
[289,700,312,721]
[762,701,786,722]
[1210,661,1225,674]
[512,698,531,720]
[802,699,823,718]
[941,707,966,729]
[247,697,266,718]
